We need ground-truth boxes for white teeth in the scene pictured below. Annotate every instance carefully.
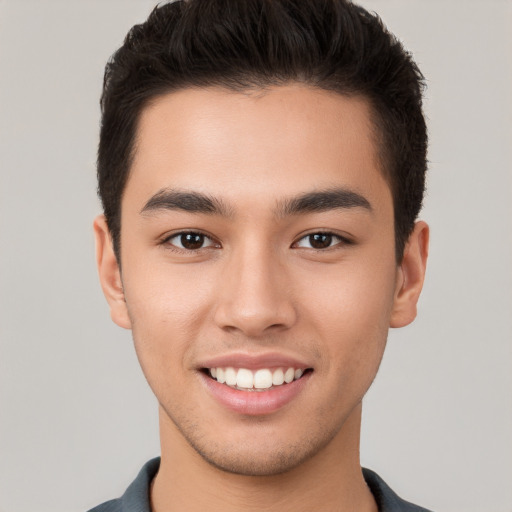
[284,367,295,383]
[254,369,273,389]
[236,368,254,388]
[208,366,307,390]
[272,368,284,386]
[225,367,237,386]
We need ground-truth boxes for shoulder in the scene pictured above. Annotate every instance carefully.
[86,458,160,512]
[87,499,122,512]
[363,468,434,512]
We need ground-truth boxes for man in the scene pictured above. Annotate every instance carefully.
[91,0,430,510]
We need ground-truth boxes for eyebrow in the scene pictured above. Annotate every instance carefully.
[276,188,372,217]
[140,188,233,217]
[140,186,372,218]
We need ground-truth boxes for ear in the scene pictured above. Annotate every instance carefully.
[93,215,132,330]
[390,221,429,328]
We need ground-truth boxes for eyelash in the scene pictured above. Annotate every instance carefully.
[161,231,219,252]
[161,230,352,253]
[292,232,353,251]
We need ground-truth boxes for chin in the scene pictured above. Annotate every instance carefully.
[174,416,338,477]
[193,442,321,477]
[158,381,363,477]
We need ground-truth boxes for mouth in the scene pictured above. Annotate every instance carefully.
[198,353,313,415]
[203,366,312,392]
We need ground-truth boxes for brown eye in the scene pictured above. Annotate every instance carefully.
[180,233,205,249]
[308,233,332,249]
[294,232,348,250]
[167,232,216,250]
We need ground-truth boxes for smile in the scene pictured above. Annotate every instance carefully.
[208,367,306,391]
[199,353,313,414]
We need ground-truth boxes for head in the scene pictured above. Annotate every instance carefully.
[97,0,427,265]
[94,0,429,479]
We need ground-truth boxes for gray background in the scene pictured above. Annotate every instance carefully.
[1,1,511,511]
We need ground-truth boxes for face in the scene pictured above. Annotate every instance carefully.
[95,85,427,476]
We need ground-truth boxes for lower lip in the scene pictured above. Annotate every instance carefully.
[201,372,311,416]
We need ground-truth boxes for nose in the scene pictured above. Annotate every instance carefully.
[213,244,297,338]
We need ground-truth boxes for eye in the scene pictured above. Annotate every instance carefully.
[294,232,347,250]
[165,232,218,251]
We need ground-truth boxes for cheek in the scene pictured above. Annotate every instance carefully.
[123,255,216,325]
[300,256,397,372]
[121,261,216,382]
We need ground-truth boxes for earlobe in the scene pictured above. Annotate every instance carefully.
[390,221,429,328]
[93,215,132,330]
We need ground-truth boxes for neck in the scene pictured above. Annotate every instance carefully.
[151,403,377,512]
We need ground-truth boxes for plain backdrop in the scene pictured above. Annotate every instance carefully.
[1,1,511,511]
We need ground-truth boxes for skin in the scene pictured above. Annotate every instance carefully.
[95,85,428,511]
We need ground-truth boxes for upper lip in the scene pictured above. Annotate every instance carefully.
[198,352,312,371]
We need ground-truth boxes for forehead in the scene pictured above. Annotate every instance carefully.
[126,85,391,213]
